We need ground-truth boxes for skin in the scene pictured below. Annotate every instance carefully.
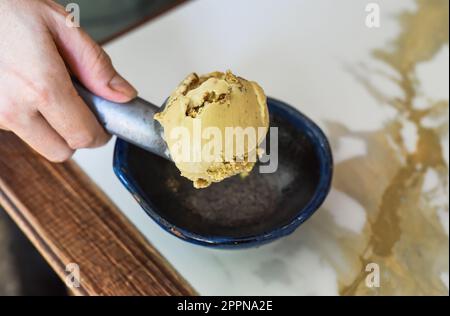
[0,0,137,162]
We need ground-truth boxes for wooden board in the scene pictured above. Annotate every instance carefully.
[0,132,196,296]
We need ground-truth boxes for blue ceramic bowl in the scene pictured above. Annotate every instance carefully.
[113,98,333,248]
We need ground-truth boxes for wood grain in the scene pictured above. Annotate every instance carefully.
[0,132,196,296]
[98,0,189,45]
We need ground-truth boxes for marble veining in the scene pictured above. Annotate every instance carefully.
[74,0,449,295]
[337,0,449,295]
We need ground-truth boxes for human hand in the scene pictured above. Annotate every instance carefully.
[0,0,137,162]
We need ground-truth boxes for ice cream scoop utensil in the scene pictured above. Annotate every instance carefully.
[72,79,170,160]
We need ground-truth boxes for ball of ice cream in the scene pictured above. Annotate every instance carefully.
[154,71,269,188]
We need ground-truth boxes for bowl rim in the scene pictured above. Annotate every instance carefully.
[113,97,333,248]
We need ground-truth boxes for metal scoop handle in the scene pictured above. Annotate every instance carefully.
[72,80,170,160]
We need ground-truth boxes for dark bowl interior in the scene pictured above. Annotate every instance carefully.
[113,98,332,248]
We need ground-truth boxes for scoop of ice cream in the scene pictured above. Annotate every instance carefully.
[154,71,269,188]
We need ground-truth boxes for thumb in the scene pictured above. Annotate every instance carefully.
[45,7,137,103]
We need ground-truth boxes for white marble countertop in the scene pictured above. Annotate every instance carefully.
[74,0,449,295]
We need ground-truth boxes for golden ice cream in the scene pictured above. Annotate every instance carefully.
[154,71,269,188]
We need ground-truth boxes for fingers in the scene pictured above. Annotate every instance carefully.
[43,3,137,103]
[36,65,112,150]
[0,123,8,131]
[6,110,74,163]
[0,0,113,164]
[1,50,111,157]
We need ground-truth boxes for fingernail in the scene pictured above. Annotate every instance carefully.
[109,74,138,97]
